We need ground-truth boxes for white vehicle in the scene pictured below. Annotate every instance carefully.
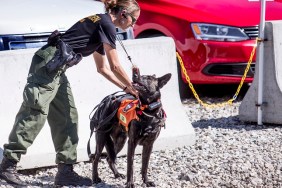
[0,0,133,51]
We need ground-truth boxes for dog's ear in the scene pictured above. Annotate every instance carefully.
[158,73,171,89]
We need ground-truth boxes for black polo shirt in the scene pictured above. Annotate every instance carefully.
[61,13,116,57]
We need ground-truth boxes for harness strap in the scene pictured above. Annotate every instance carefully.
[87,91,123,157]
[87,108,118,157]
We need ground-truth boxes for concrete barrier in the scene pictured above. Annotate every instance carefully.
[239,21,282,124]
[0,37,195,169]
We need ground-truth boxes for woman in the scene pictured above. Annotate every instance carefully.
[0,0,140,186]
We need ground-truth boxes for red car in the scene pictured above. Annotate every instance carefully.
[134,0,282,97]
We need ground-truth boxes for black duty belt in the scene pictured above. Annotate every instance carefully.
[45,30,82,73]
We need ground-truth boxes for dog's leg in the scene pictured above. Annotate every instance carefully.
[125,137,138,188]
[141,143,156,187]
[111,125,128,155]
[92,133,106,184]
[105,136,126,179]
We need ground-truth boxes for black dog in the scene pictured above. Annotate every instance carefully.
[91,68,171,188]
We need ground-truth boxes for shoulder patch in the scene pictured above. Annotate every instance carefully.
[80,15,101,23]
[87,15,101,23]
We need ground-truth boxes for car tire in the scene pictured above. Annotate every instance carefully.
[176,57,192,100]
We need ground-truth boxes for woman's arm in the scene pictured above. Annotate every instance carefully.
[103,43,132,86]
[93,48,138,97]
[93,51,125,89]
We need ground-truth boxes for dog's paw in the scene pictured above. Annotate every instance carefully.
[143,181,156,187]
[114,173,125,179]
[89,154,95,162]
[125,182,135,188]
[92,176,102,184]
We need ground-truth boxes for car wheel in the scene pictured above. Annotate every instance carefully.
[177,57,192,100]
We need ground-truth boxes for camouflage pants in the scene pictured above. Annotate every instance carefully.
[3,45,79,164]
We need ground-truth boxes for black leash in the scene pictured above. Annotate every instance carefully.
[117,35,134,66]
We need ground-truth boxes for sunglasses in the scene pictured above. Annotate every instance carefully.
[126,13,137,26]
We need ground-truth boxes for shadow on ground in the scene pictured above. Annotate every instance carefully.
[184,83,250,101]
[192,115,282,131]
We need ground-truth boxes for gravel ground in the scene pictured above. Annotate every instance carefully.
[1,96,282,188]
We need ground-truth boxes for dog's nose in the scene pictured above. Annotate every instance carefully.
[132,67,140,82]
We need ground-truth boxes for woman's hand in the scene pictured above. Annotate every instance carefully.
[124,85,139,98]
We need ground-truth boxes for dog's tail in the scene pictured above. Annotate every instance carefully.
[105,135,117,163]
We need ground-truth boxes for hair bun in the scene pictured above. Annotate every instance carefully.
[102,0,117,12]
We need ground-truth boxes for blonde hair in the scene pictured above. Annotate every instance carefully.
[102,0,140,14]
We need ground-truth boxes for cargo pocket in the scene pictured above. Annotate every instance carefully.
[35,47,56,63]
[23,82,55,113]
[33,47,61,82]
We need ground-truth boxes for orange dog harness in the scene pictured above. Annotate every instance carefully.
[117,99,146,131]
